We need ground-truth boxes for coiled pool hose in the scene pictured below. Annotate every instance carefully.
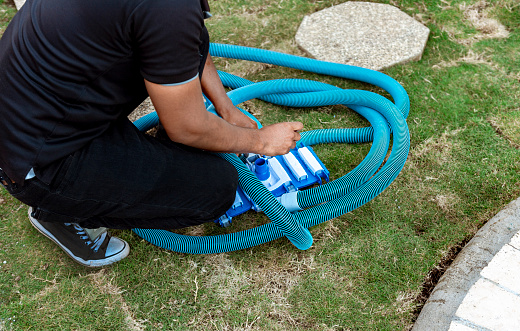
[132,43,410,254]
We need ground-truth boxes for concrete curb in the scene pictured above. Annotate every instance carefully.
[413,197,520,330]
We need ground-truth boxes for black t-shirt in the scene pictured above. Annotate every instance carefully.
[0,0,209,183]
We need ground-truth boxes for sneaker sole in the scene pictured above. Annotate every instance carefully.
[28,208,130,267]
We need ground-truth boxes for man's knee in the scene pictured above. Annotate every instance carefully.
[204,160,238,220]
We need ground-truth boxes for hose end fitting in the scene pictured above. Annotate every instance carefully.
[254,158,270,181]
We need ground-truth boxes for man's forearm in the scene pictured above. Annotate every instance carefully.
[200,55,234,114]
[145,77,302,156]
[200,55,258,129]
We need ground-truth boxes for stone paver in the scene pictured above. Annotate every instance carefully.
[295,2,429,71]
[451,278,520,331]
[447,321,477,331]
[480,244,520,295]
[447,236,520,330]
[413,197,520,331]
[509,231,520,250]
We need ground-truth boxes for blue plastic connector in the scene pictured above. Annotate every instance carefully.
[218,215,232,227]
[254,158,270,180]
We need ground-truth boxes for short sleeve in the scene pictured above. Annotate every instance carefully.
[130,0,204,84]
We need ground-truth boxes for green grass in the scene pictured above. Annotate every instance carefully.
[1,0,520,329]
[0,0,15,35]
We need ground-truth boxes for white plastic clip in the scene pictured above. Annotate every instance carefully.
[298,147,324,177]
[283,152,308,181]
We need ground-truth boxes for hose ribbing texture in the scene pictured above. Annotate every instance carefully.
[132,43,410,254]
[210,43,409,118]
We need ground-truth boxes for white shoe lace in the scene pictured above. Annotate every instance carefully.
[91,232,107,252]
[65,223,107,253]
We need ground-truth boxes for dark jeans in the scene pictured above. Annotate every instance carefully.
[1,119,238,230]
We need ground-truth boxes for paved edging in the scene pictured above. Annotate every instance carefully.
[413,197,520,330]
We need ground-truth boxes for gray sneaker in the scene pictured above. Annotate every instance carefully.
[28,208,130,267]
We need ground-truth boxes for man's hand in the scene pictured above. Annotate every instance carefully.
[218,104,258,129]
[258,122,303,156]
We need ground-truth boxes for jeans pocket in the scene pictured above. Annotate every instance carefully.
[48,154,77,193]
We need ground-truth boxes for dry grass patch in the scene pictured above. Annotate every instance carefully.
[171,252,320,329]
[436,0,509,48]
[507,71,520,83]
[252,252,358,329]
[213,40,304,79]
[488,115,520,148]
[433,49,499,69]
[310,219,342,247]
[384,290,417,330]
[394,290,417,315]
[460,0,510,43]
[203,254,251,302]
[25,275,59,301]
[6,269,129,329]
[217,58,274,78]
[431,193,460,214]
[411,128,464,165]
[87,269,145,331]
[182,223,207,236]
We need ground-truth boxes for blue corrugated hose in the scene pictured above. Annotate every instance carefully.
[131,43,410,254]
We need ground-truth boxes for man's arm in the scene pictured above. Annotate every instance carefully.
[200,55,258,129]
[144,78,302,156]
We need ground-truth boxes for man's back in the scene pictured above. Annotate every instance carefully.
[0,0,205,183]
